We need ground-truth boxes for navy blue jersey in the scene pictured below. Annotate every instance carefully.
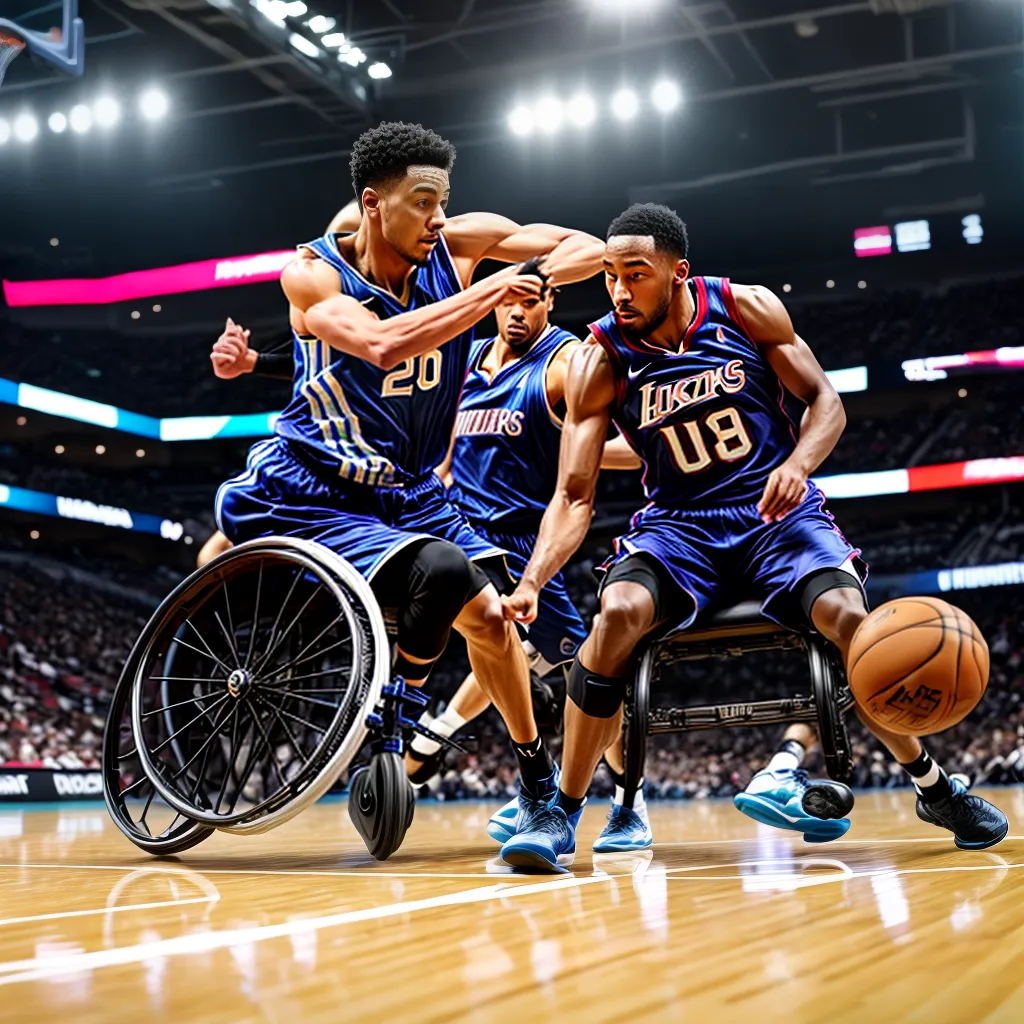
[589,276,800,508]
[273,232,471,487]
[451,325,578,529]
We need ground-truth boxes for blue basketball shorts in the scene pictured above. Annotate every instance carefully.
[215,437,506,582]
[473,524,587,670]
[599,484,865,630]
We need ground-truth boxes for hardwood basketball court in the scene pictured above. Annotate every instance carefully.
[3,791,1024,1022]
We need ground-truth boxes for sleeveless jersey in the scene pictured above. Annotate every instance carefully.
[451,325,578,529]
[274,231,471,487]
[589,276,800,509]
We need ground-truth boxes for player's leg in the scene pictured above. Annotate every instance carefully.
[810,585,1007,849]
[197,530,232,568]
[592,731,653,853]
[405,672,489,784]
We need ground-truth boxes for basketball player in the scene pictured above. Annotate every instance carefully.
[500,203,1008,871]
[215,122,605,858]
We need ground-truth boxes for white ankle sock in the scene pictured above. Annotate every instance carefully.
[767,750,800,773]
[410,706,466,758]
[614,780,645,810]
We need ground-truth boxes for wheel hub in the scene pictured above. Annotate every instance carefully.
[226,668,252,699]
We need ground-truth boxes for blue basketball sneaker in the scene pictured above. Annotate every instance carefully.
[592,799,654,852]
[915,776,1008,850]
[500,796,578,873]
[486,796,519,843]
[734,768,854,843]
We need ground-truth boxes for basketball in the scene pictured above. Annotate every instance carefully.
[848,597,989,736]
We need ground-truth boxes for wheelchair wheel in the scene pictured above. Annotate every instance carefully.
[808,639,854,785]
[622,645,653,805]
[102,660,213,856]
[130,538,389,834]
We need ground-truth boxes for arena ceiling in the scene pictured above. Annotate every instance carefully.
[0,0,1021,276]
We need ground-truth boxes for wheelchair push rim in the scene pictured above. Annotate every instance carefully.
[129,538,384,830]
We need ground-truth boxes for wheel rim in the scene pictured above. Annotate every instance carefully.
[131,545,366,828]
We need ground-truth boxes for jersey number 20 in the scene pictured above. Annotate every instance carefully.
[381,350,443,397]
[660,406,752,474]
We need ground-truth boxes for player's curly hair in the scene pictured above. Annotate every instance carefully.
[349,121,456,204]
[607,203,689,260]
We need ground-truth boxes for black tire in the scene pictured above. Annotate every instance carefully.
[347,751,415,861]
[809,639,854,785]
[622,646,653,805]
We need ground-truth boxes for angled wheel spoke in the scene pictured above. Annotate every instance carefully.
[169,698,238,783]
[167,637,230,672]
[120,775,151,799]
[265,701,307,763]
[260,666,349,687]
[259,698,329,735]
[251,583,324,679]
[214,705,244,814]
[149,693,231,756]
[149,675,224,684]
[244,560,264,670]
[263,635,352,679]
[213,610,240,670]
[228,716,269,815]
[250,566,303,676]
[117,744,138,762]
[185,619,234,676]
[137,785,157,837]
[266,612,344,679]
[221,576,238,658]
[259,685,342,711]
[248,705,287,789]
[141,692,220,719]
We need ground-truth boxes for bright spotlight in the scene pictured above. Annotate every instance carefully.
[288,32,320,58]
[534,96,564,134]
[306,15,336,33]
[368,62,392,79]
[95,444,106,455]
[651,79,681,113]
[0,119,9,145]
[611,88,639,121]
[69,104,92,133]
[284,0,307,14]
[339,47,366,66]
[13,113,39,143]
[508,105,535,137]
[48,112,67,134]
[93,97,121,129]
[139,88,170,122]
[566,92,597,127]
[321,32,347,47]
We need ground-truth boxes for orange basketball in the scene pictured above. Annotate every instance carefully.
[847,596,989,736]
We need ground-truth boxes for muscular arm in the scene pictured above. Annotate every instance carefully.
[443,213,605,289]
[283,253,541,371]
[505,342,616,622]
[734,283,846,520]
[325,199,361,235]
[601,434,642,470]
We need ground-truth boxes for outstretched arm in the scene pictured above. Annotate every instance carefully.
[503,341,617,623]
[734,283,846,522]
[443,212,605,289]
[283,254,545,370]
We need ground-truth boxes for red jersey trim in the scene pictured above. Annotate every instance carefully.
[588,321,629,405]
[682,276,708,351]
[720,277,752,337]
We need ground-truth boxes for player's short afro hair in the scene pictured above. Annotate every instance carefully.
[349,121,456,203]
[607,203,689,260]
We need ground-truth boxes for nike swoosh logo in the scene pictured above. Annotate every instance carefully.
[626,364,648,382]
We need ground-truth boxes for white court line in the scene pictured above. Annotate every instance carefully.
[655,835,1024,847]
[0,896,217,929]
[0,874,610,986]
[0,862,496,879]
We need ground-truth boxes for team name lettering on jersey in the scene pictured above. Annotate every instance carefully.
[638,359,746,429]
[455,408,525,438]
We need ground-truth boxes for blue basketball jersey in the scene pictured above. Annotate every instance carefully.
[273,232,471,487]
[451,325,578,528]
[589,276,800,508]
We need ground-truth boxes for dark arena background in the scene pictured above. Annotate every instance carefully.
[1,1,1024,1021]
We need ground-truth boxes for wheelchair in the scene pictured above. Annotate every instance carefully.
[102,537,442,861]
[620,600,855,806]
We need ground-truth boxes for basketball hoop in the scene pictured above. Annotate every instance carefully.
[0,29,26,87]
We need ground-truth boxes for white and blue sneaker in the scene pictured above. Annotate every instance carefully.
[500,796,578,873]
[592,799,654,852]
[486,796,519,843]
[733,768,854,844]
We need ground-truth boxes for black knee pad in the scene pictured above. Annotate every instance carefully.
[799,568,867,623]
[566,658,626,719]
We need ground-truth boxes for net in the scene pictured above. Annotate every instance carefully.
[0,29,26,86]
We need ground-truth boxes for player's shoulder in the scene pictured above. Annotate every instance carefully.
[281,249,343,307]
[726,282,793,343]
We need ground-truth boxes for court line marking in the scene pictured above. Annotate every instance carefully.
[0,862,498,879]
[0,896,218,929]
[655,834,1024,847]
[0,874,610,986]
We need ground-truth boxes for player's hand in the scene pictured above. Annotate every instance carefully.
[211,318,257,379]
[757,460,808,523]
[502,583,540,625]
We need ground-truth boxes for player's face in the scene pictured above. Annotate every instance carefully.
[495,291,553,354]
[603,236,688,338]
[368,165,450,266]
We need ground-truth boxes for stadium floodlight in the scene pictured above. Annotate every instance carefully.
[48,112,68,134]
[368,62,392,79]
[69,104,91,133]
[306,15,335,33]
[826,279,835,288]
[288,32,320,58]
[139,88,170,122]
[566,92,597,127]
[962,214,983,245]
[508,105,535,137]
[93,97,121,129]
[534,95,564,134]
[284,1,307,15]
[339,47,367,66]
[13,113,39,143]
[0,119,9,145]
[651,79,681,113]
[782,283,792,293]
[321,32,346,46]
[250,0,288,27]
[611,87,639,121]
[858,280,867,289]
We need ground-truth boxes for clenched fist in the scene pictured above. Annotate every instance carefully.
[502,583,540,625]
[211,318,257,379]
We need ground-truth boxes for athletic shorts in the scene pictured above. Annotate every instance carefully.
[472,523,587,669]
[216,437,507,582]
[598,484,866,631]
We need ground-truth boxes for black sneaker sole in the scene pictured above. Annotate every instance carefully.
[802,783,855,821]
